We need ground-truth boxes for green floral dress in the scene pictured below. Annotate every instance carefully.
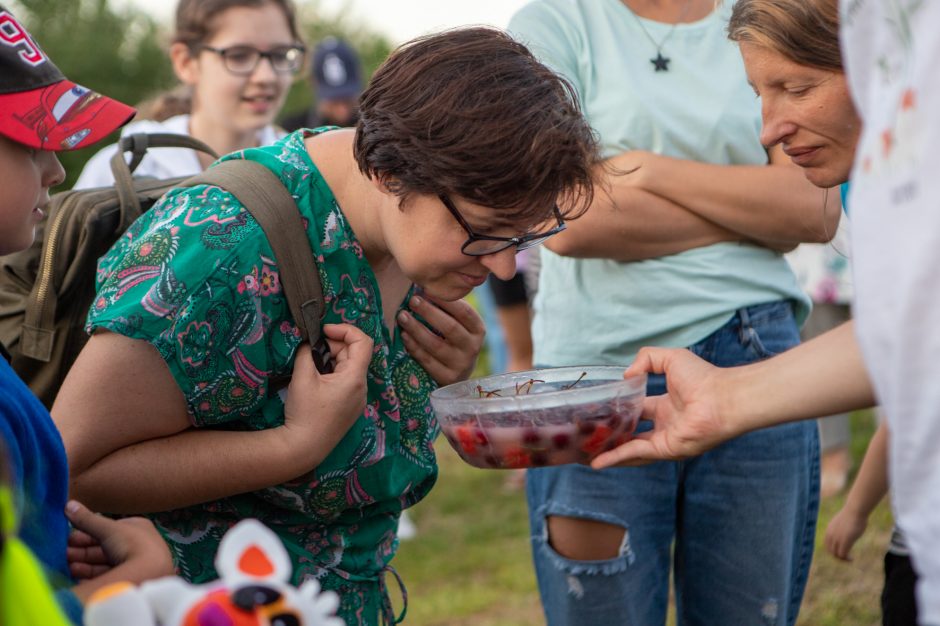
[86,129,439,624]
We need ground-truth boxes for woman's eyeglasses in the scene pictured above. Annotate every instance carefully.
[439,195,566,257]
[199,45,305,76]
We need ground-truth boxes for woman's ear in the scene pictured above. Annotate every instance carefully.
[370,172,397,197]
[370,173,412,211]
[169,42,199,85]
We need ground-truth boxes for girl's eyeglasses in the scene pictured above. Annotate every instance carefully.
[199,45,305,76]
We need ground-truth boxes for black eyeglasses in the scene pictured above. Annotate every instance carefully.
[439,194,566,257]
[199,44,305,75]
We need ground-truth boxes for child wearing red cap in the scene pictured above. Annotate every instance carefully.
[0,6,173,623]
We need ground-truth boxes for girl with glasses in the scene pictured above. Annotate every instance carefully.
[74,0,303,187]
[52,26,598,625]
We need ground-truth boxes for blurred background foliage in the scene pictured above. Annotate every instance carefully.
[10,0,393,188]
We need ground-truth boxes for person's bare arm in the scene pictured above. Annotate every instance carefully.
[726,321,874,426]
[840,422,890,517]
[547,162,741,261]
[591,321,876,468]
[615,145,842,250]
[825,422,890,560]
[53,326,372,514]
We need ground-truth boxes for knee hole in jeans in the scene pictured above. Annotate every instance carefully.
[546,515,629,561]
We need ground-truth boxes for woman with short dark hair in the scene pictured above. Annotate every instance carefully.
[53,26,599,625]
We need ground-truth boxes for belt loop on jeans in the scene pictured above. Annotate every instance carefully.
[737,306,751,344]
[379,564,408,625]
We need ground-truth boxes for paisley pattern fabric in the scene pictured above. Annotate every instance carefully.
[87,129,439,625]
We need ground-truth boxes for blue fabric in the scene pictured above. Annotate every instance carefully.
[54,589,84,624]
[840,182,851,214]
[0,356,77,619]
[526,302,820,626]
[474,283,508,374]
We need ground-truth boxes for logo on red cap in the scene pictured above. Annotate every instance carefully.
[0,7,136,151]
[0,12,46,67]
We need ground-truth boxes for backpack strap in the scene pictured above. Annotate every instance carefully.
[186,160,334,374]
[111,133,219,232]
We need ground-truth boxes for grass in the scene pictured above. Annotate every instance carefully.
[796,410,892,626]
[389,410,892,625]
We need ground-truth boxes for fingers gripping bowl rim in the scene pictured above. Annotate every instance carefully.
[431,366,647,469]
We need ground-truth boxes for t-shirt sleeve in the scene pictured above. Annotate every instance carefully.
[86,183,296,428]
[508,1,587,103]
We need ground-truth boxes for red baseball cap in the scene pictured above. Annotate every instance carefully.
[0,6,135,151]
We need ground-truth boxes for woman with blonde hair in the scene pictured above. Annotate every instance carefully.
[600,0,923,624]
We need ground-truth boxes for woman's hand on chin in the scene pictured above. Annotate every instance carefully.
[398,292,485,386]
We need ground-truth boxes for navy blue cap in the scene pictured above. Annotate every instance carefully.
[312,37,362,101]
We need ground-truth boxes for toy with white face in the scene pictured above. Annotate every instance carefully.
[84,519,344,626]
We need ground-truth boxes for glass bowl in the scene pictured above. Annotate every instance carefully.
[430,366,646,469]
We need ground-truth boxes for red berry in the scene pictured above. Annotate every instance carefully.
[455,425,477,455]
[552,433,571,449]
[483,454,501,468]
[577,420,597,435]
[581,424,614,455]
[503,446,532,468]
[522,429,541,445]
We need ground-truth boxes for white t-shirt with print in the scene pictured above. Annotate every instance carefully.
[73,114,284,189]
[841,0,940,621]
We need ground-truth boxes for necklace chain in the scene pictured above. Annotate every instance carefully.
[624,0,694,71]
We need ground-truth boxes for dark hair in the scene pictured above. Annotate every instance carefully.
[174,0,302,49]
[728,0,842,72]
[354,27,598,224]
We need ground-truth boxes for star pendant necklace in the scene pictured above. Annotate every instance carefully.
[624,0,694,72]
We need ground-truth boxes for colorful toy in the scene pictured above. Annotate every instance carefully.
[84,519,344,626]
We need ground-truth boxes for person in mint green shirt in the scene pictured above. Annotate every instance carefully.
[509,1,842,625]
[51,27,600,626]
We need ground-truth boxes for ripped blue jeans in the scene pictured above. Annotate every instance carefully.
[527,301,820,626]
